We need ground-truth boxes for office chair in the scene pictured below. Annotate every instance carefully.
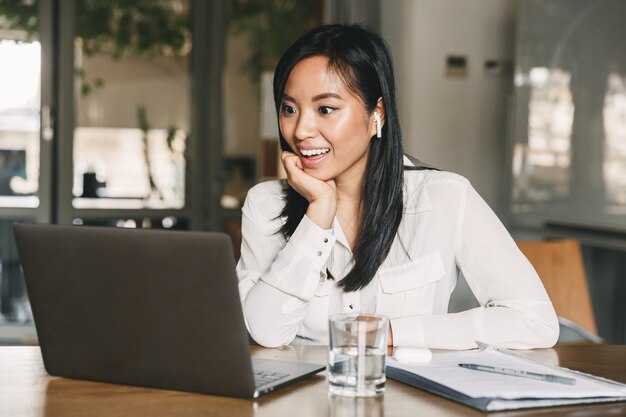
[516,239,604,344]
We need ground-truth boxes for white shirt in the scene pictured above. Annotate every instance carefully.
[236,161,559,349]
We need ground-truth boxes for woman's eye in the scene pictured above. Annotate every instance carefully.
[319,106,336,115]
[281,104,296,115]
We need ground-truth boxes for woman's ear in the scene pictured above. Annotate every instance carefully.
[371,98,386,138]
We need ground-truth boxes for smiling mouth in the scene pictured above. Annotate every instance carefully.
[300,148,330,157]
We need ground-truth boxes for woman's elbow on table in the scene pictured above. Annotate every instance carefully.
[243,296,295,348]
[537,309,560,348]
[523,304,560,349]
[245,319,294,348]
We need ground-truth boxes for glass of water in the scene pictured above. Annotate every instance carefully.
[328,314,389,397]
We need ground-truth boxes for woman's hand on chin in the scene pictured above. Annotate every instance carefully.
[281,151,337,228]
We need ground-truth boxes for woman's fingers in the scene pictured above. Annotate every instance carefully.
[280,151,299,172]
[280,151,335,202]
[280,152,338,227]
[281,151,304,189]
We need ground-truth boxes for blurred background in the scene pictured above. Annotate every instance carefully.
[0,0,624,345]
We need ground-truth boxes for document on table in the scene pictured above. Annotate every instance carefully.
[386,346,626,411]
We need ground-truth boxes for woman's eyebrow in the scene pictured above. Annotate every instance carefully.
[312,92,343,101]
[282,92,344,102]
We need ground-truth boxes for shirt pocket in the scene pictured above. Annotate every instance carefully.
[375,251,445,317]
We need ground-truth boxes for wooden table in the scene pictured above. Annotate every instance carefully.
[1,345,626,417]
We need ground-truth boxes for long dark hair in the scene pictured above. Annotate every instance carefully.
[273,24,405,292]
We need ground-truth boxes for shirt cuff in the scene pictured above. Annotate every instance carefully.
[287,214,336,269]
[259,215,336,301]
[390,316,425,347]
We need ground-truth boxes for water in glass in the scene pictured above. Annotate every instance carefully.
[328,346,386,397]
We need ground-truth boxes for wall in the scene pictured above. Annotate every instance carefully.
[381,0,516,218]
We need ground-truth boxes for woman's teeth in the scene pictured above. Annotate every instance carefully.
[300,148,330,157]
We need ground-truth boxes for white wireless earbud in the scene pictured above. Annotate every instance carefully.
[374,111,382,138]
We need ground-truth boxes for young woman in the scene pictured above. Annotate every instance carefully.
[236,24,559,349]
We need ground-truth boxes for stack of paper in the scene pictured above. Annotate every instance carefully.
[387,347,626,411]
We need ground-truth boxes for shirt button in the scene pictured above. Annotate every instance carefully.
[323,238,328,243]
[317,251,322,256]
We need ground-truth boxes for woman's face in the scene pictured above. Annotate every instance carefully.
[279,56,376,183]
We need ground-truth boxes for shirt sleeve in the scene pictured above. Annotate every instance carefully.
[236,183,336,347]
[390,180,560,350]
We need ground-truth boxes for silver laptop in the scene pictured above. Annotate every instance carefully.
[13,223,324,398]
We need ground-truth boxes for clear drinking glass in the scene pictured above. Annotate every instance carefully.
[328,314,389,397]
[328,395,384,417]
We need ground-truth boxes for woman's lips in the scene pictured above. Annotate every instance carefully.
[299,151,330,169]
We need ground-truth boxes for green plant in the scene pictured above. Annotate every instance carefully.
[0,0,37,39]
[229,0,321,81]
[79,1,188,59]
[0,0,190,95]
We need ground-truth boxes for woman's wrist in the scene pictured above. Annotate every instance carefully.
[306,197,337,229]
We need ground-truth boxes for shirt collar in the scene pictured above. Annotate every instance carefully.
[402,155,432,214]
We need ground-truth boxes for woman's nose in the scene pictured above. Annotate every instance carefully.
[294,110,316,140]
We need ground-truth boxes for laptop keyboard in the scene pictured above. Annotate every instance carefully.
[253,370,290,387]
